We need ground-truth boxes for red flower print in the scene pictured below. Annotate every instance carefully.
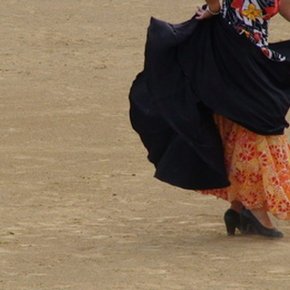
[269,145,288,165]
[238,143,255,161]
[257,151,268,167]
[271,176,280,186]
[227,131,237,144]
[266,191,277,209]
[234,169,246,183]
[199,189,228,200]
[278,200,290,213]
[243,192,259,206]
[249,172,262,183]
[279,170,290,185]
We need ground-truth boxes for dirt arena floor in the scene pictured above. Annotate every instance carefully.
[0,1,290,289]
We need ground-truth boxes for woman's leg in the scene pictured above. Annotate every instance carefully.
[230,200,243,213]
[201,115,290,237]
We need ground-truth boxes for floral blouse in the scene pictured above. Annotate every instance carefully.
[222,0,286,61]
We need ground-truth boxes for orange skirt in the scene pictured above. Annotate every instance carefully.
[200,115,290,220]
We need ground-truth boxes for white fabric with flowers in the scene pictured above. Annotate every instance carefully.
[222,0,286,61]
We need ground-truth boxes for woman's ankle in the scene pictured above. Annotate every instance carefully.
[230,201,244,213]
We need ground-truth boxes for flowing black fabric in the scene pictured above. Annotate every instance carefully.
[129,15,290,190]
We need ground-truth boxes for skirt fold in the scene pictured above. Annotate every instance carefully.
[201,115,290,220]
[129,14,290,193]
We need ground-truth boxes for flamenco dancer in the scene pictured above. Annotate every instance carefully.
[129,0,290,238]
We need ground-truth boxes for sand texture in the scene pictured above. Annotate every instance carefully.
[0,1,290,289]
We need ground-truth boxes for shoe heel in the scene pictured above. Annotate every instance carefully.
[224,214,237,236]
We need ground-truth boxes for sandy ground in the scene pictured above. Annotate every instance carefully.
[0,1,290,289]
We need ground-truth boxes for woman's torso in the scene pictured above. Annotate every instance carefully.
[222,0,285,61]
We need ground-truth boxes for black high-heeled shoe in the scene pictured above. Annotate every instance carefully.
[240,209,283,238]
[224,209,241,236]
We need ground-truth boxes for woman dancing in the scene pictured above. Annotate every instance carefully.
[129,0,290,238]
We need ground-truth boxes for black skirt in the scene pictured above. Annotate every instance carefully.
[129,15,290,190]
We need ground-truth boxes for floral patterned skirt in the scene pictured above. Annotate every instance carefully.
[200,115,290,220]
